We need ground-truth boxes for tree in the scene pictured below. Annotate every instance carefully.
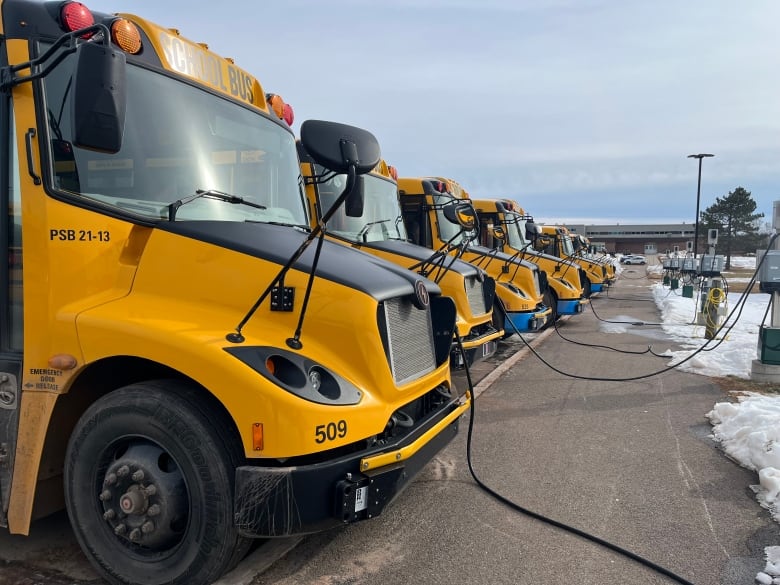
[700,186,764,270]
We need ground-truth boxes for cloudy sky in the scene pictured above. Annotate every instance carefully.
[88,0,780,225]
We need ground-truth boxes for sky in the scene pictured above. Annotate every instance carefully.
[84,1,780,225]
[605,257,780,583]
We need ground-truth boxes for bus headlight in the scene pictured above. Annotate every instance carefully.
[225,346,362,405]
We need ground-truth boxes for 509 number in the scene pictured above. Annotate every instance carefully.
[315,420,347,444]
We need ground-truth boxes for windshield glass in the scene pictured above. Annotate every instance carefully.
[315,169,406,242]
[41,52,306,225]
[560,235,575,256]
[434,195,467,246]
[505,213,529,250]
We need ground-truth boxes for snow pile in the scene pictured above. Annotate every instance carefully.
[707,394,780,584]
[708,393,780,514]
[756,545,780,584]
[652,283,768,379]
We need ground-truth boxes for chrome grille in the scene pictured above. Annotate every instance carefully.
[382,297,436,385]
[532,269,541,297]
[464,276,489,317]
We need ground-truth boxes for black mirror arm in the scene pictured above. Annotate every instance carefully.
[1,24,111,91]
[228,164,357,343]
[318,165,357,230]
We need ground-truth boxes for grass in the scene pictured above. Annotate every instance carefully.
[720,267,759,294]
[712,374,780,396]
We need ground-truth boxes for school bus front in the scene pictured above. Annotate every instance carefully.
[0,3,467,584]
[398,177,551,335]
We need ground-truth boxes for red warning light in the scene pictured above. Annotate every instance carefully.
[60,2,94,35]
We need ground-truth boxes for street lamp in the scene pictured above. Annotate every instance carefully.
[687,153,715,260]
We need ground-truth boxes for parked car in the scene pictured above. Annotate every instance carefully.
[621,255,646,265]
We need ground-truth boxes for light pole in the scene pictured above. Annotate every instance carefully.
[687,153,714,260]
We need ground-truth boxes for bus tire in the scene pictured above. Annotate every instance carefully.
[582,278,592,298]
[543,289,558,327]
[492,301,513,339]
[64,379,251,585]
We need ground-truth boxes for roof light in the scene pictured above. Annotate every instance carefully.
[282,103,294,126]
[266,93,284,119]
[265,94,294,126]
[111,19,142,54]
[60,2,94,37]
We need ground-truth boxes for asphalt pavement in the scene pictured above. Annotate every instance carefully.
[1,268,776,585]
[251,269,778,585]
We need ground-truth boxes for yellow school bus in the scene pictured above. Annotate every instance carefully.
[398,177,551,335]
[299,152,502,367]
[473,198,588,322]
[538,225,613,295]
[0,2,468,583]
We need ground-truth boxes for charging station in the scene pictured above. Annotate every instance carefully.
[751,201,780,381]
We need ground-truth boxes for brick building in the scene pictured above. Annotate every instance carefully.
[563,223,698,256]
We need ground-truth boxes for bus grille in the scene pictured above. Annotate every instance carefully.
[465,276,489,317]
[382,297,436,385]
[533,269,542,297]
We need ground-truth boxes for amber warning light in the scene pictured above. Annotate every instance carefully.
[266,93,295,126]
[111,19,143,54]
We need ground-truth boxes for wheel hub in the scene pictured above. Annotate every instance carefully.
[98,442,188,549]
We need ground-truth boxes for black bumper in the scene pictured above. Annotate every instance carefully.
[233,401,464,537]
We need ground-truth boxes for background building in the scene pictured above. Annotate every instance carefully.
[563,223,697,255]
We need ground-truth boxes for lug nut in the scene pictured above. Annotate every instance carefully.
[104,473,117,486]
[116,465,130,477]
[147,504,161,517]
[129,528,141,541]
[99,489,112,501]
[144,484,157,496]
[114,523,127,535]
[131,469,145,482]
[141,520,155,534]
[103,509,116,520]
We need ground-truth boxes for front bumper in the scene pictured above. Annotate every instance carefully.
[557,298,586,315]
[505,305,551,334]
[233,394,469,537]
[452,323,502,368]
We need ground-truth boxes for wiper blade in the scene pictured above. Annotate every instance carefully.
[168,189,266,221]
[356,218,390,242]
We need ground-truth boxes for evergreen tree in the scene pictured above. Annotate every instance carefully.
[700,186,763,270]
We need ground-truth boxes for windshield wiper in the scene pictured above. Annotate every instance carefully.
[356,218,391,242]
[168,188,266,221]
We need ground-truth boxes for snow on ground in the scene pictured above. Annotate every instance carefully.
[652,283,768,379]
[641,259,780,583]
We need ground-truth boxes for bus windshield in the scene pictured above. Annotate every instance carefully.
[42,53,306,225]
[315,170,406,243]
[560,235,575,256]
[505,213,530,250]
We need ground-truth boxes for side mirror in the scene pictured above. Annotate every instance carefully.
[72,41,127,153]
[443,202,476,230]
[300,120,380,175]
[345,175,365,217]
[534,235,551,250]
[490,225,506,243]
[525,222,541,240]
[51,139,80,191]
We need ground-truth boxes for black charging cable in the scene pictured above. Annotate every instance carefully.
[455,330,696,585]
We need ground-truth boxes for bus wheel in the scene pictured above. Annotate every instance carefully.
[64,380,251,585]
[492,301,513,339]
[582,278,592,298]
[543,290,558,327]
